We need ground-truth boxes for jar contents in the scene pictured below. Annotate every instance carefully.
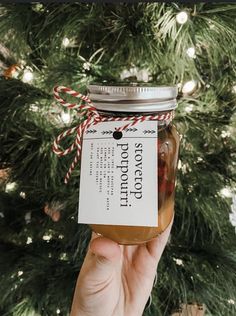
[90,123,180,244]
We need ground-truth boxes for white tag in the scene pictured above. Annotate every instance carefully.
[78,120,158,227]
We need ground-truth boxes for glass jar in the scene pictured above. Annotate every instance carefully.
[87,84,180,244]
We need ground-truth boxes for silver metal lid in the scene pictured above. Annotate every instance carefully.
[88,84,178,112]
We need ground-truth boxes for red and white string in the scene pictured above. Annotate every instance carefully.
[52,86,173,184]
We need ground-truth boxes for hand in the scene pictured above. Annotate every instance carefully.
[70,220,173,316]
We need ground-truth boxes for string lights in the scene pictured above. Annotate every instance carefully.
[20,191,26,199]
[173,258,184,266]
[26,237,33,244]
[221,130,231,138]
[83,62,91,70]
[29,104,40,112]
[182,80,197,94]
[22,69,34,83]
[5,182,17,192]
[61,111,71,124]
[62,37,70,47]
[42,234,52,242]
[186,47,196,58]
[184,104,194,113]
[176,11,188,25]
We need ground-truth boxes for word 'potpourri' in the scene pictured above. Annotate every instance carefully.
[117,142,143,207]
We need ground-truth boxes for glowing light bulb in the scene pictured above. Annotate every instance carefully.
[176,11,188,25]
[228,299,235,305]
[182,80,197,94]
[177,160,182,170]
[174,258,184,266]
[220,188,232,198]
[43,234,52,241]
[29,104,39,112]
[20,191,26,199]
[232,85,236,93]
[17,271,23,276]
[26,237,32,244]
[221,130,231,138]
[83,62,91,70]
[56,309,61,314]
[60,253,68,261]
[61,111,71,124]
[33,3,44,12]
[22,70,34,82]
[5,182,17,192]
[62,37,70,47]
[186,47,196,58]
[184,104,194,113]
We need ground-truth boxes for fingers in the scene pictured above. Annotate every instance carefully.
[146,216,174,262]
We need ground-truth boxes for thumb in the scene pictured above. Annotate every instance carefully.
[88,235,121,275]
[89,235,121,262]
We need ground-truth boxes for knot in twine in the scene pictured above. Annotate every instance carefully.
[52,86,173,184]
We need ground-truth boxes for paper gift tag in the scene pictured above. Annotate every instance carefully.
[78,120,158,227]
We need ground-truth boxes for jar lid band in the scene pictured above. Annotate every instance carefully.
[88,84,178,112]
[92,99,177,113]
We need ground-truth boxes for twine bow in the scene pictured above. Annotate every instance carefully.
[52,86,173,184]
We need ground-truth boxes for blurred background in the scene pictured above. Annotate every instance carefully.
[0,3,236,316]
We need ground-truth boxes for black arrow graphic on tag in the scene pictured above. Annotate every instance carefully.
[143,130,156,134]
[125,128,138,132]
[102,130,113,135]
[86,129,97,134]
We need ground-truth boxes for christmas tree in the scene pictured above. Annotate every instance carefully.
[0,3,236,316]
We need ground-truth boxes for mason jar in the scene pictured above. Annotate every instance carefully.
[87,84,180,244]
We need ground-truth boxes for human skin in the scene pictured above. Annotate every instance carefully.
[70,219,173,316]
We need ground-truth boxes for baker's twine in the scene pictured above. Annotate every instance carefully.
[52,86,173,184]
